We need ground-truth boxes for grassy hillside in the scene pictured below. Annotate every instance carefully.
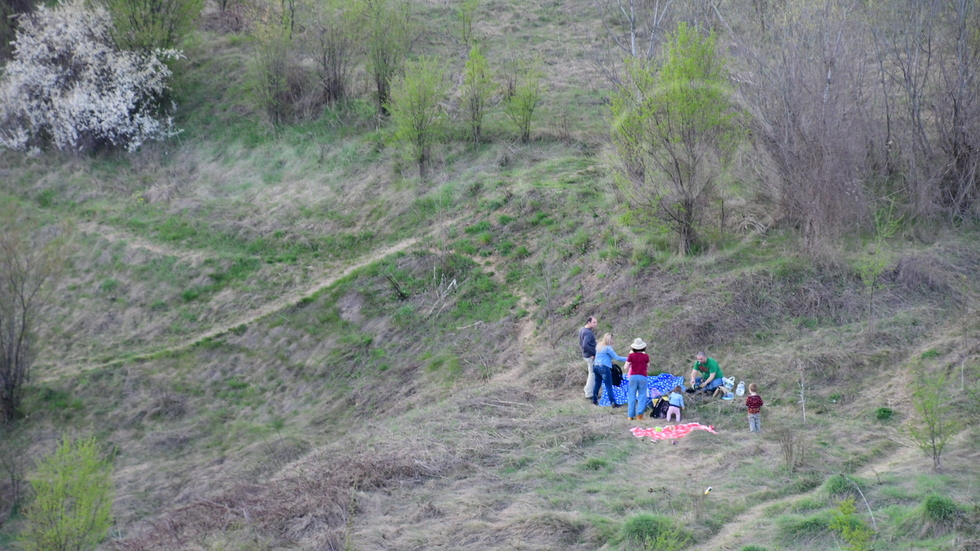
[2,0,980,550]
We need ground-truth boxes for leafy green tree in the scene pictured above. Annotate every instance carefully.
[104,0,203,52]
[907,368,959,471]
[387,56,447,179]
[21,435,114,551]
[611,22,742,255]
[502,58,542,144]
[461,45,497,145]
[363,0,413,115]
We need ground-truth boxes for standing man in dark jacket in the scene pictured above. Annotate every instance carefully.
[579,316,598,398]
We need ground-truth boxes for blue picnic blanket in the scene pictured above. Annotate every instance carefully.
[598,373,686,406]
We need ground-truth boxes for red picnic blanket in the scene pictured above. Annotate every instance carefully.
[630,422,717,441]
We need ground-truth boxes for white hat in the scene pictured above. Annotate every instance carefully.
[631,338,647,350]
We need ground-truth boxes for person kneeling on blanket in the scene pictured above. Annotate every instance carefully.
[688,351,724,394]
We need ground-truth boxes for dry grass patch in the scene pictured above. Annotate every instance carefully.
[112,448,452,551]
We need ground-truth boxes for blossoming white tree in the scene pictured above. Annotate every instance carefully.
[0,0,179,153]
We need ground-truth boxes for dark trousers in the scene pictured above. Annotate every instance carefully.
[592,364,616,405]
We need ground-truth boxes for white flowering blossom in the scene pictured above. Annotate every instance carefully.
[0,0,181,153]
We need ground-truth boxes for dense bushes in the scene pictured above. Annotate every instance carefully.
[0,0,178,153]
[104,0,203,52]
[0,0,38,61]
[20,435,114,551]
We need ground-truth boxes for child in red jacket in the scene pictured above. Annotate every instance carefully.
[746,383,763,432]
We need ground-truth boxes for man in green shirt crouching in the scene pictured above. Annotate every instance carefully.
[689,352,723,394]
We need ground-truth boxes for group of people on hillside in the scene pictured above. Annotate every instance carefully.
[578,315,764,431]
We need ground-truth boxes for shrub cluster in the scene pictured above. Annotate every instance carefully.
[0,0,179,153]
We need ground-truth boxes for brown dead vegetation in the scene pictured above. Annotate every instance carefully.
[111,449,453,551]
[891,253,956,297]
[201,8,246,34]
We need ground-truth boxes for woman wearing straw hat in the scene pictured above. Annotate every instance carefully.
[624,337,651,421]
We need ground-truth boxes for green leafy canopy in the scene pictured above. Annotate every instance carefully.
[21,434,114,551]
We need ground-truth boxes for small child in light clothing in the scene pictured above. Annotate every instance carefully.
[746,383,763,432]
[667,385,685,422]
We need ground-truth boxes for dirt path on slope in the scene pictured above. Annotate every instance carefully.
[693,441,915,550]
[57,219,462,379]
[446,250,538,381]
[78,221,209,265]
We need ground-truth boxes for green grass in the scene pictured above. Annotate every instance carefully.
[616,514,691,551]
[775,512,833,543]
[789,497,827,513]
[875,406,894,420]
[29,387,84,413]
[583,457,609,471]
